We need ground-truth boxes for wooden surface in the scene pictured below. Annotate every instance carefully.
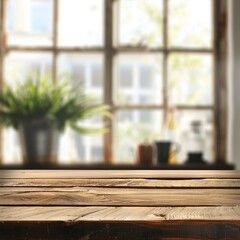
[0,170,240,239]
[0,163,235,170]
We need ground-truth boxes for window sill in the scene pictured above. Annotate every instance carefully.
[0,163,235,170]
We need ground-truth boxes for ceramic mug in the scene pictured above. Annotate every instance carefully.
[155,141,180,164]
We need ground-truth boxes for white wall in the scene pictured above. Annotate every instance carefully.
[229,0,240,169]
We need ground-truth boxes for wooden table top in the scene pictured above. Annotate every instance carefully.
[1,170,240,239]
[1,170,240,223]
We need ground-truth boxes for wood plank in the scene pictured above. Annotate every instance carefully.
[1,206,240,222]
[1,187,240,206]
[1,170,240,179]
[1,163,234,170]
[1,187,240,194]
[1,178,240,188]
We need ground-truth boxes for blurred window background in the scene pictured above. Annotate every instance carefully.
[0,0,221,165]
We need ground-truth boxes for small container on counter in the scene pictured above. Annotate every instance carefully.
[136,141,154,166]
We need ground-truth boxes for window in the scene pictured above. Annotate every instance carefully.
[31,0,52,33]
[0,0,227,165]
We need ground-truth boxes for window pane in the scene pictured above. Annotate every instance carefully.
[58,117,104,164]
[174,110,214,164]
[3,52,53,164]
[58,53,103,102]
[119,0,163,47]
[115,110,162,163]
[57,54,104,163]
[169,0,213,48]
[5,52,52,86]
[168,54,213,106]
[58,0,103,47]
[114,54,163,105]
[7,0,53,46]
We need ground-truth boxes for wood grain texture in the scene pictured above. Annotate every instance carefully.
[1,187,240,206]
[1,206,240,221]
[1,178,240,188]
[0,170,240,239]
[1,170,240,179]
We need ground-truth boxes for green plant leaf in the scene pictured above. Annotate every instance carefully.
[0,71,111,134]
[70,122,109,135]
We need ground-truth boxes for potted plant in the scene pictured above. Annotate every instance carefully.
[0,72,111,166]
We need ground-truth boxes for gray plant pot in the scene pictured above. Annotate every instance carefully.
[18,119,59,166]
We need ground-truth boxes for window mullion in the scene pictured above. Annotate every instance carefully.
[104,0,114,164]
[162,0,169,127]
[114,47,213,53]
[0,0,3,165]
[52,0,58,82]
[0,0,7,165]
[213,0,218,163]
[214,0,227,163]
